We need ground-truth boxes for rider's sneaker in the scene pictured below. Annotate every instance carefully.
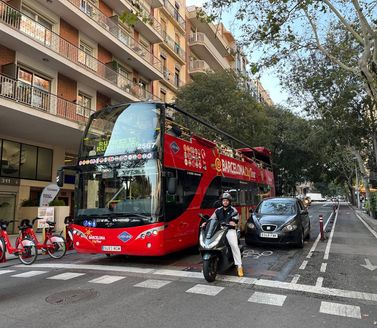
[237,266,244,277]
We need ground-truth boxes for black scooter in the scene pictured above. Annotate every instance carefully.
[199,214,243,282]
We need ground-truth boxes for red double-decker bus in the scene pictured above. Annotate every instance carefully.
[58,102,274,256]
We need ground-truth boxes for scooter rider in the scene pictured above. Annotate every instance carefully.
[203,192,244,277]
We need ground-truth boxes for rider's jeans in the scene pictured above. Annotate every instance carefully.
[226,229,242,267]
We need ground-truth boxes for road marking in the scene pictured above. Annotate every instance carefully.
[248,292,286,306]
[316,277,324,287]
[320,263,327,273]
[134,279,171,289]
[324,208,339,260]
[0,270,14,275]
[11,271,47,278]
[186,284,224,296]
[47,272,85,280]
[89,275,125,284]
[299,260,308,270]
[291,274,300,284]
[319,301,361,319]
[19,263,377,302]
[306,212,333,259]
[360,258,377,271]
[355,213,377,240]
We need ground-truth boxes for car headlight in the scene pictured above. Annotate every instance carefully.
[283,224,297,232]
[247,222,255,229]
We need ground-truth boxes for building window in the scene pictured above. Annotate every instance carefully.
[174,2,180,21]
[160,89,166,102]
[174,67,180,87]
[79,41,96,70]
[80,0,97,18]
[0,139,52,181]
[17,67,50,111]
[77,92,92,117]
[174,33,180,55]
[20,6,53,47]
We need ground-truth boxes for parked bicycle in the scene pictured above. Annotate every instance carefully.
[0,220,38,265]
[18,218,66,259]
[62,216,74,251]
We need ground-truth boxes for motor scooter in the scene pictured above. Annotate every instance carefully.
[199,214,243,282]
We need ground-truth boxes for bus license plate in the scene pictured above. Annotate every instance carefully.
[102,246,121,252]
[260,233,278,238]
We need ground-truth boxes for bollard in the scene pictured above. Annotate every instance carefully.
[319,215,325,241]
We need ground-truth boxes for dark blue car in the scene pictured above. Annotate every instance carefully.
[245,197,311,248]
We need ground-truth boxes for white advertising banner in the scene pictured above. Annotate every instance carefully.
[39,183,60,207]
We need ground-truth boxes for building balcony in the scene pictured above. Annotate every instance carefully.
[0,72,92,149]
[188,33,230,71]
[31,0,163,80]
[146,0,164,8]
[160,67,182,91]
[0,2,158,103]
[161,31,185,64]
[188,60,211,76]
[102,0,163,44]
[160,0,185,34]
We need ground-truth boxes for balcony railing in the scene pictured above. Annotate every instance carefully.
[0,73,94,123]
[0,1,158,101]
[67,0,162,72]
[162,31,185,61]
[189,60,211,73]
[162,0,185,30]
[162,68,182,89]
[127,0,162,34]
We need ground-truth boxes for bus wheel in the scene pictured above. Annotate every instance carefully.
[105,253,111,257]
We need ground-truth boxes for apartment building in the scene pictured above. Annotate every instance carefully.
[0,0,177,231]
[152,0,186,102]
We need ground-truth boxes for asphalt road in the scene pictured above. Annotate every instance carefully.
[1,202,376,328]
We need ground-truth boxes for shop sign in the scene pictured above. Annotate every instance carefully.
[0,177,20,186]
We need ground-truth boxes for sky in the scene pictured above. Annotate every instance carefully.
[186,0,290,106]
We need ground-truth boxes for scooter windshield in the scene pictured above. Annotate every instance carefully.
[205,219,220,239]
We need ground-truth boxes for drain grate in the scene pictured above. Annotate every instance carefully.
[46,289,98,305]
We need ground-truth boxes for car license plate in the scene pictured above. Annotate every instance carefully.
[260,232,278,238]
[102,246,121,252]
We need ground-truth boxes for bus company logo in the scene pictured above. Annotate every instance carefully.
[170,142,180,154]
[118,231,132,243]
[215,158,222,172]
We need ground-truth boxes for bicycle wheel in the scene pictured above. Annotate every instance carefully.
[46,234,66,259]
[17,238,38,265]
[0,237,6,262]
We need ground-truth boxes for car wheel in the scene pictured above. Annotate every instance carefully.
[297,228,304,248]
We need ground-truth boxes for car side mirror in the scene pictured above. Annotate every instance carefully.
[56,168,64,187]
[167,177,177,195]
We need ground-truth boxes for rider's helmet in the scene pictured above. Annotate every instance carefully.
[221,192,233,203]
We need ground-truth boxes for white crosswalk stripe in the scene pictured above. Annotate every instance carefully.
[0,270,14,275]
[88,275,125,284]
[47,272,86,280]
[134,279,171,289]
[320,301,361,319]
[11,271,47,278]
[185,284,224,296]
[248,292,287,306]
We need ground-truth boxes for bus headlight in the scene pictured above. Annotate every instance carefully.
[136,225,165,240]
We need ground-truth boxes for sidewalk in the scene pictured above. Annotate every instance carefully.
[353,206,377,233]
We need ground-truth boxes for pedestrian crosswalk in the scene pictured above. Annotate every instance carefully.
[1,268,365,320]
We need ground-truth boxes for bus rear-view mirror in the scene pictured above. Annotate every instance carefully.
[167,177,177,195]
[56,168,64,187]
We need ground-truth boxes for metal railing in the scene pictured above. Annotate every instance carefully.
[67,0,162,72]
[189,60,211,73]
[162,0,185,29]
[161,31,185,61]
[0,73,94,123]
[162,68,182,88]
[0,1,159,102]
[127,0,162,35]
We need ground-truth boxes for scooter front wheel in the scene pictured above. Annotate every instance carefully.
[203,257,218,282]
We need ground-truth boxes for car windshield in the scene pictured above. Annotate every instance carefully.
[258,199,296,215]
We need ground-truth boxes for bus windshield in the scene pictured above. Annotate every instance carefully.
[76,103,162,222]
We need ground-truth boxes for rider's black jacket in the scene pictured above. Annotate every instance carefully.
[209,206,239,225]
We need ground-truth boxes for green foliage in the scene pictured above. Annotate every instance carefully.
[21,199,39,207]
[49,199,66,206]
[366,192,377,212]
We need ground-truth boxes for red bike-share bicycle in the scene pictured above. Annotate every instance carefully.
[62,216,74,251]
[18,218,67,259]
[0,220,38,265]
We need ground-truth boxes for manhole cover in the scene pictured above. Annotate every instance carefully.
[46,289,98,305]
